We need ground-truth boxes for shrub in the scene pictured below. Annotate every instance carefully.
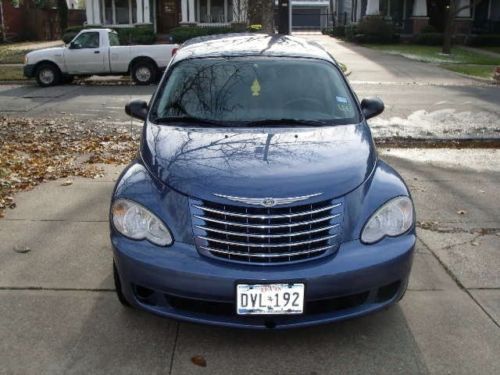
[248,24,263,33]
[413,32,444,45]
[344,25,358,41]
[354,16,398,43]
[420,24,439,34]
[170,26,234,43]
[465,34,500,46]
[116,26,155,45]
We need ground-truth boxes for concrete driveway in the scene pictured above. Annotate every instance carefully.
[0,149,499,374]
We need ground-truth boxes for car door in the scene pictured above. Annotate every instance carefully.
[64,32,108,74]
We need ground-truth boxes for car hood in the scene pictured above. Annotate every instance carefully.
[141,122,376,201]
[27,47,64,60]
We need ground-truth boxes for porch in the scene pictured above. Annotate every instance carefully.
[84,0,248,33]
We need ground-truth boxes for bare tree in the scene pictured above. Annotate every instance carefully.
[443,0,484,54]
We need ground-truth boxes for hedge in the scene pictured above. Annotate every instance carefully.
[413,32,444,46]
[169,26,235,44]
[62,25,155,45]
[465,34,500,46]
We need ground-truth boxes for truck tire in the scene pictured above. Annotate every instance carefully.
[35,63,61,87]
[131,61,157,85]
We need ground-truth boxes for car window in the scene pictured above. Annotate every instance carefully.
[109,32,120,46]
[72,32,100,49]
[150,57,359,126]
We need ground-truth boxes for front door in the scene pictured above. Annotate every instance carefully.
[157,0,180,34]
[64,32,108,74]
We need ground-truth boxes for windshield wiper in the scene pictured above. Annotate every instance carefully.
[152,116,226,126]
[244,119,330,127]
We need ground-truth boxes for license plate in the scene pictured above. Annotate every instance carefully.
[236,283,304,315]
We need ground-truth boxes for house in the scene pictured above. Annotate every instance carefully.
[84,0,248,33]
[333,0,500,34]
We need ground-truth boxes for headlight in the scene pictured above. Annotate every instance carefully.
[361,196,414,244]
[111,199,173,246]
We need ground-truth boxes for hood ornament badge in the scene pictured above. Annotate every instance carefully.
[213,193,323,207]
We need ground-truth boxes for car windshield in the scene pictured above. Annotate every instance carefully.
[150,57,360,126]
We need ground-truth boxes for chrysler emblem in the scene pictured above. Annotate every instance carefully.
[214,193,322,207]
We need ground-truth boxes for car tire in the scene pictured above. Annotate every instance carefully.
[113,262,131,307]
[35,63,61,87]
[131,61,157,85]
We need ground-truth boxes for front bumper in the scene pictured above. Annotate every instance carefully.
[112,233,415,329]
[23,64,36,78]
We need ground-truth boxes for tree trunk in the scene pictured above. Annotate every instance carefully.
[261,0,274,33]
[247,0,274,33]
[442,1,455,54]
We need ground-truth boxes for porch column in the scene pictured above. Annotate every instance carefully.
[366,0,380,16]
[456,0,471,18]
[188,0,196,22]
[144,0,151,23]
[412,0,427,17]
[232,0,247,22]
[181,0,188,23]
[85,0,101,24]
[136,0,144,23]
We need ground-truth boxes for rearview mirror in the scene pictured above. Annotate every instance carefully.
[125,99,148,121]
[360,97,384,120]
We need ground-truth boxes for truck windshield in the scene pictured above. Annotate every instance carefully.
[150,57,360,126]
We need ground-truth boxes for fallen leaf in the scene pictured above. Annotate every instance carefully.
[13,245,31,253]
[191,355,207,367]
[61,180,73,186]
[471,241,479,246]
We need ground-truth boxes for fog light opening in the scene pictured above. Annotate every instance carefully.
[134,284,155,302]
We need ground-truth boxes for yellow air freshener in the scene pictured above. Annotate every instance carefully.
[251,78,261,96]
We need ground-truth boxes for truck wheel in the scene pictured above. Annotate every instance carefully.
[35,63,61,87]
[113,262,131,307]
[131,61,157,85]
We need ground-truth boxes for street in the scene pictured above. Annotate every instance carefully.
[0,33,499,374]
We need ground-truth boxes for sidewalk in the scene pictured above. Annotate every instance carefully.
[0,149,498,374]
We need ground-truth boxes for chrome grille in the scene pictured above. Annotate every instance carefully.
[191,197,343,264]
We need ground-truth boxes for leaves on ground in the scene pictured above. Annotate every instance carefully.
[13,245,31,253]
[191,355,207,367]
[0,116,139,217]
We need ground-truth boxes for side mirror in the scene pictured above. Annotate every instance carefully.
[69,42,78,49]
[125,99,148,121]
[360,97,384,120]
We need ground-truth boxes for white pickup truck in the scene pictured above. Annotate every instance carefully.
[24,28,178,87]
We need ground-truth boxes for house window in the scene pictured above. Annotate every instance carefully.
[197,0,233,23]
[100,0,138,25]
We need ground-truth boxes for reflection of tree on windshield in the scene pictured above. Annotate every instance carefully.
[151,56,359,125]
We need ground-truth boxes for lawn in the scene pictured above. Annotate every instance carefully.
[366,44,500,79]
[0,65,26,81]
[478,46,500,55]
[0,46,30,64]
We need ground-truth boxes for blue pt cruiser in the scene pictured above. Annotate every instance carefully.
[110,34,415,329]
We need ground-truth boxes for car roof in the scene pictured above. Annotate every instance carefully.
[173,33,336,64]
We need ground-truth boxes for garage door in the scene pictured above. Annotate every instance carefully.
[292,8,321,30]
